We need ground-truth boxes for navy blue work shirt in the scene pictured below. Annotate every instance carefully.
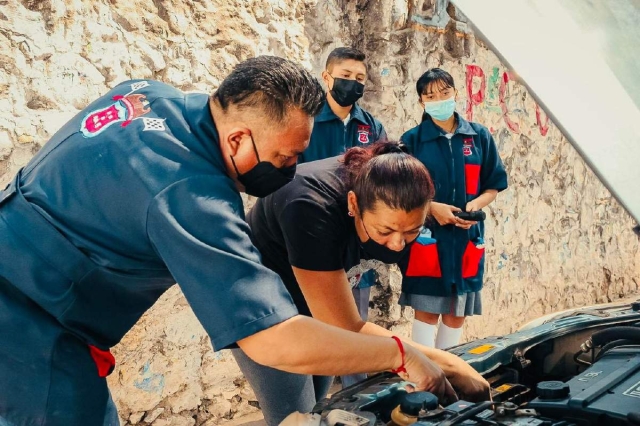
[298,100,387,164]
[398,113,508,297]
[0,79,298,350]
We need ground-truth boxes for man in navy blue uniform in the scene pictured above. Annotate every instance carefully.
[0,56,452,425]
[299,47,388,388]
[299,47,387,164]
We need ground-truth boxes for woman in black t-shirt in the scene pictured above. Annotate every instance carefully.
[239,142,490,426]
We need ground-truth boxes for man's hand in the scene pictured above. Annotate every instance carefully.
[439,351,491,401]
[431,202,476,230]
[400,345,458,402]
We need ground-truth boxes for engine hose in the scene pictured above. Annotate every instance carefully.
[573,351,591,366]
[595,339,640,361]
[591,326,640,347]
[438,401,495,426]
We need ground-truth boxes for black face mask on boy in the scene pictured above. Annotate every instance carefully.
[329,77,365,107]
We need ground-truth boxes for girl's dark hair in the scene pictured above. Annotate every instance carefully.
[342,142,435,213]
[416,68,455,97]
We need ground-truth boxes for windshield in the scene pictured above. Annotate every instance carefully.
[453,0,640,223]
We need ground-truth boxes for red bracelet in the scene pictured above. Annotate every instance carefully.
[390,336,407,374]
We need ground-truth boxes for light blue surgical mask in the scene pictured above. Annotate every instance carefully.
[424,97,456,121]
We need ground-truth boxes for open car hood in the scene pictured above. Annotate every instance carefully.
[452,0,640,225]
[311,300,640,425]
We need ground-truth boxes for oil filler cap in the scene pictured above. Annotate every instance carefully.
[400,392,439,415]
[537,381,570,400]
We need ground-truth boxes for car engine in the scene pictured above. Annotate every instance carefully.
[309,301,640,426]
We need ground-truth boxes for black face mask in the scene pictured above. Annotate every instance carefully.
[230,135,296,198]
[358,216,415,264]
[330,77,365,107]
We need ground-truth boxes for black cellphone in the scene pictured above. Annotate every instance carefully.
[454,210,486,221]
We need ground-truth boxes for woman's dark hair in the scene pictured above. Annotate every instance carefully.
[341,142,435,213]
[416,68,455,97]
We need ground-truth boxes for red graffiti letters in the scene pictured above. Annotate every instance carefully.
[464,65,549,136]
[535,103,550,136]
[465,65,485,121]
[499,71,520,133]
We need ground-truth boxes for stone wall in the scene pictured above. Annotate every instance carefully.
[0,0,315,186]
[1,0,638,424]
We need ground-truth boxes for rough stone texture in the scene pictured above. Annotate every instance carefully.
[108,286,261,424]
[1,0,638,424]
[0,0,315,187]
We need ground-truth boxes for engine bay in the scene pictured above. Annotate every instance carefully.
[312,301,640,426]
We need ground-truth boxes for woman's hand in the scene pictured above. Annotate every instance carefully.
[431,202,460,225]
[465,190,498,213]
[430,202,476,229]
[400,345,458,402]
[465,199,483,212]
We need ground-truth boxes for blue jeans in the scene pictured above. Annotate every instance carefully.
[231,348,333,426]
[339,285,372,389]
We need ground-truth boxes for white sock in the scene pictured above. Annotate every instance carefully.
[412,319,437,347]
[435,323,464,349]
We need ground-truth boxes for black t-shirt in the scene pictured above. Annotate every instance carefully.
[247,156,385,316]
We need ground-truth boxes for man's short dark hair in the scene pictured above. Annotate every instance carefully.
[212,56,325,123]
[325,47,366,72]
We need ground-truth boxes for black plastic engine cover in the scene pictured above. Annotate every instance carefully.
[528,347,640,425]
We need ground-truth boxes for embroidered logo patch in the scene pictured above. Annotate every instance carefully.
[80,81,155,138]
[463,137,474,156]
[142,117,166,132]
[357,125,371,144]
